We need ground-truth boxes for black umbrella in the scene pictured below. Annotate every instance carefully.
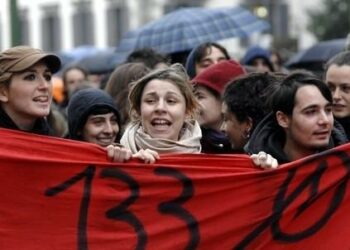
[285,38,346,69]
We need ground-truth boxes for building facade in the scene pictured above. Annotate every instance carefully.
[0,0,320,53]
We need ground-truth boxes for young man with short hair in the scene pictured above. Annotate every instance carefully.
[245,72,347,164]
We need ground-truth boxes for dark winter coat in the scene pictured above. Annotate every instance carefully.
[336,117,350,141]
[200,127,236,154]
[0,106,51,135]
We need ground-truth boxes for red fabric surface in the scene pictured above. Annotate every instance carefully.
[0,128,349,250]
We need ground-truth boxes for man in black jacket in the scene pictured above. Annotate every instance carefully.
[245,71,348,164]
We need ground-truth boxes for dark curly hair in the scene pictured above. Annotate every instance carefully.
[126,48,170,69]
[223,72,278,131]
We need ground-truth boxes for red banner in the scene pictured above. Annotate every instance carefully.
[0,128,350,249]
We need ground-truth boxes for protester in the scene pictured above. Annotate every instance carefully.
[67,88,121,145]
[108,63,277,167]
[324,51,350,139]
[59,65,88,110]
[221,72,276,152]
[126,48,170,69]
[270,49,288,73]
[53,65,92,136]
[241,46,274,73]
[120,64,202,163]
[185,42,230,79]
[0,46,61,135]
[245,71,347,165]
[191,60,246,153]
[104,62,150,128]
[67,88,133,162]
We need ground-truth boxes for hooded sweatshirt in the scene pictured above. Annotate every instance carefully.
[241,46,274,72]
[185,46,198,79]
[67,88,121,141]
[336,117,350,140]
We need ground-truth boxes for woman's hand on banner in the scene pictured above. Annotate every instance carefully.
[106,145,133,162]
[132,149,160,164]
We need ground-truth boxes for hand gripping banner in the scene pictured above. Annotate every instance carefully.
[0,128,350,250]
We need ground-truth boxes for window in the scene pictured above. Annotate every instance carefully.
[107,3,127,47]
[73,1,94,46]
[19,9,30,46]
[41,5,61,52]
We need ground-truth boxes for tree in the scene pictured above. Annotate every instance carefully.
[308,0,350,41]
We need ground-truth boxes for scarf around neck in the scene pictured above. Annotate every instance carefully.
[120,120,202,154]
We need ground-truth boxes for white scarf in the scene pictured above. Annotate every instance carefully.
[120,120,202,154]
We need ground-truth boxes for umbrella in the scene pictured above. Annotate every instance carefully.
[116,6,269,55]
[76,48,118,74]
[56,52,75,70]
[60,45,103,61]
[113,29,141,65]
[57,45,104,73]
[285,38,346,69]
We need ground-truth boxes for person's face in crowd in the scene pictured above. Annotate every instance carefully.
[87,74,102,89]
[270,53,281,72]
[221,102,252,150]
[140,79,187,141]
[277,85,333,153]
[65,68,86,97]
[0,62,52,123]
[251,58,271,73]
[82,112,119,147]
[195,46,227,75]
[325,64,350,118]
[194,86,222,130]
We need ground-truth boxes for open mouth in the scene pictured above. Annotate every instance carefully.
[97,137,115,145]
[151,119,171,128]
[33,96,49,102]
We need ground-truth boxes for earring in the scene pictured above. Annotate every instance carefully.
[244,129,250,139]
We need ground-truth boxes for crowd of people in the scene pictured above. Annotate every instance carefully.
[1,41,349,168]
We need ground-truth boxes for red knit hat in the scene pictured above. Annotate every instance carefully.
[191,60,246,94]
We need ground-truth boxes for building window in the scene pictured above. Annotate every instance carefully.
[73,1,94,46]
[107,3,126,47]
[19,9,30,46]
[41,5,61,52]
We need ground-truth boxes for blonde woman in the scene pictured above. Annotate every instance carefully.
[120,64,202,163]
